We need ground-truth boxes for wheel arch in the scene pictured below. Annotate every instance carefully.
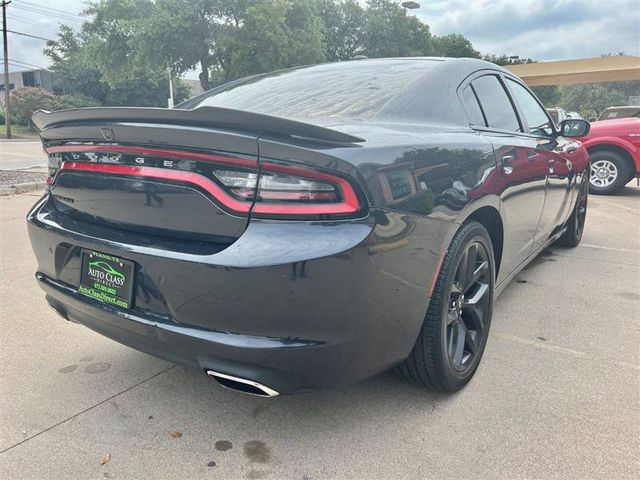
[587,143,637,179]
[463,206,504,280]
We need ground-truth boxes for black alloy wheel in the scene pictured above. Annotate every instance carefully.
[446,240,491,372]
[557,175,588,247]
[398,221,495,392]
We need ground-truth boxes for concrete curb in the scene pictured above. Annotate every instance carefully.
[0,182,47,196]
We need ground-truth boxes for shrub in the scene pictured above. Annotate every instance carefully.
[10,87,59,126]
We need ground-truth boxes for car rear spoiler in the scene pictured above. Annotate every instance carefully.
[32,106,365,144]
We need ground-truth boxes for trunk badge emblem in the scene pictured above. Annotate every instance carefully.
[100,128,115,141]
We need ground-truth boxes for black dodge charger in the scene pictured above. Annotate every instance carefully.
[28,58,591,396]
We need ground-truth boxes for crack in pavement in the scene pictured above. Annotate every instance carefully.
[0,365,175,454]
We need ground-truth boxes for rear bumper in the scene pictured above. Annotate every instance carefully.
[28,194,434,394]
[39,274,319,393]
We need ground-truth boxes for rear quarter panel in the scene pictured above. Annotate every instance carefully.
[257,125,499,364]
[258,124,499,294]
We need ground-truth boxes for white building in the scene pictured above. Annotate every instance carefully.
[0,69,55,104]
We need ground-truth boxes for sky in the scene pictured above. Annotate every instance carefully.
[4,0,640,75]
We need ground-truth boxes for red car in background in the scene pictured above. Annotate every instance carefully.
[578,117,640,194]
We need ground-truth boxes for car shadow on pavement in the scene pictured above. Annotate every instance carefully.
[128,361,456,441]
[616,184,640,197]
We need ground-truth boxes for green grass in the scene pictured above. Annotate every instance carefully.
[0,124,39,138]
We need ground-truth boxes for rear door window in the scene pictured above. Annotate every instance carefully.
[471,75,521,132]
[461,85,486,126]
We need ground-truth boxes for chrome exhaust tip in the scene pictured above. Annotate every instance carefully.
[206,370,279,397]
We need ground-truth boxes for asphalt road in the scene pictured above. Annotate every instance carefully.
[1,183,639,479]
[0,140,46,171]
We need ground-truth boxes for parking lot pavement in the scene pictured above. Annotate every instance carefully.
[0,140,47,170]
[1,185,638,480]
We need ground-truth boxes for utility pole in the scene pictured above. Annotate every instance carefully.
[2,0,11,139]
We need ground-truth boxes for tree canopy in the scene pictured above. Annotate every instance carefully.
[41,0,638,115]
[45,0,474,101]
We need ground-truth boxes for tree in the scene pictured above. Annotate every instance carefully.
[361,0,432,58]
[57,93,102,109]
[226,0,327,80]
[482,53,533,65]
[44,25,108,103]
[48,0,479,98]
[124,0,244,90]
[318,0,365,61]
[530,85,561,107]
[560,81,640,119]
[44,18,190,107]
[433,34,480,58]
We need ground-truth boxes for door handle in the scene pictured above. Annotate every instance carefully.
[502,155,514,175]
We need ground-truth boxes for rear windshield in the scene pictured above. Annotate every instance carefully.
[193,60,439,121]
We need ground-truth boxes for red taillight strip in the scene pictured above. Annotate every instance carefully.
[58,162,252,213]
[257,191,337,201]
[46,144,258,169]
[48,145,362,217]
[255,162,360,215]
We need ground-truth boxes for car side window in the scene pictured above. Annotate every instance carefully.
[471,75,520,132]
[506,79,555,137]
[461,85,486,126]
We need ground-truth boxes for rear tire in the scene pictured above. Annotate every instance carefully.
[398,221,495,392]
[557,175,588,247]
[589,150,631,195]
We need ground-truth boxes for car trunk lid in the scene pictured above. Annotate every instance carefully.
[36,107,366,244]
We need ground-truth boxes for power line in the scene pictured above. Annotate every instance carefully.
[11,7,83,24]
[3,60,40,70]
[6,29,54,41]
[1,57,50,70]
[12,3,84,23]
[8,12,62,34]
[14,0,85,19]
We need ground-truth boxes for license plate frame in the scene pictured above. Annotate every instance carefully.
[79,250,135,309]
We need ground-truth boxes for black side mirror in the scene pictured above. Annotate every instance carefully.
[588,117,597,123]
[559,119,590,138]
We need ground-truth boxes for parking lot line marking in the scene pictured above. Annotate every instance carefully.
[0,365,175,454]
[550,251,639,266]
[590,199,636,212]
[493,332,640,371]
[581,243,638,253]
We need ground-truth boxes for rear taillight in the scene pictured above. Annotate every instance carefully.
[46,145,365,219]
[46,153,62,184]
[251,162,361,217]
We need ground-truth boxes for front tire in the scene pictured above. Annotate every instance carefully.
[398,221,495,392]
[557,175,588,247]
[589,150,631,195]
